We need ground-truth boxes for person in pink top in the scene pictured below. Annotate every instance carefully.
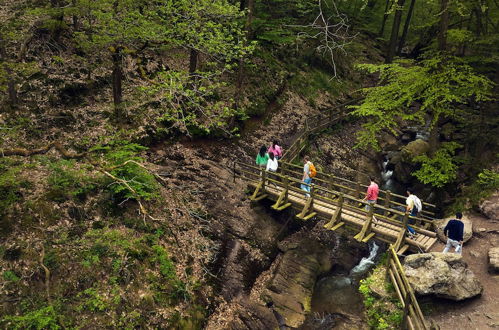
[363,177,379,211]
[268,140,283,160]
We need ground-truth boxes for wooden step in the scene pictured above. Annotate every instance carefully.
[274,202,292,211]
[331,222,345,231]
[361,232,376,243]
[397,244,410,255]
[251,194,268,202]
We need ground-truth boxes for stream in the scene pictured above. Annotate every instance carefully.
[300,242,380,328]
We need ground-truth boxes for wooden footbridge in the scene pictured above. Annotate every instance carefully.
[234,161,438,254]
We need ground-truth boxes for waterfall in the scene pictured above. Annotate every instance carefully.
[381,157,395,191]
[349,242,379,277]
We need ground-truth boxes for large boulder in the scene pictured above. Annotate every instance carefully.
[435,215,473,244]
[479,191,499,220]
[401,139,430,160]
[489,247,499,273]
[403,252,483,301]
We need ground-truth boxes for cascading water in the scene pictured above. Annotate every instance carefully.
[380,157,395,191]
[304,242,381,326]
[349,242,379,277]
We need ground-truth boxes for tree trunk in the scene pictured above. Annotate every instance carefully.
[246,0,255,40]
[0,35,17,106]
[50,0,64,43]
[367,0,377,9]
[397,0,416,54]
[386,0,406,63]
[112,47,124,120]
[437,0,449,51]
[379,0,392,36]
[189,48,199,75]
[235,0,255,109]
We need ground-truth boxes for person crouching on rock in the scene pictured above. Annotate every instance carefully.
[443,212,464,255]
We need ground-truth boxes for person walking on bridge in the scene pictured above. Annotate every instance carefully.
[266,152,278,172]
[256,146,269,169]
[443,212,464,254]
[268,140,283,160]
[405,188,422,235]
[363,177,379,211]
[301,156,316,198]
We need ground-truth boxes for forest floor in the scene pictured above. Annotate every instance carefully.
[428,213,499,330]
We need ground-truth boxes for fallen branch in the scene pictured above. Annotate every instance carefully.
[1,142,85,158]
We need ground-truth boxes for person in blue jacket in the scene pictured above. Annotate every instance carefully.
[443,212,464,255]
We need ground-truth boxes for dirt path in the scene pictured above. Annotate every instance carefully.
[427,213,499,329]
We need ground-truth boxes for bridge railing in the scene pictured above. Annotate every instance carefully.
[282,99,358,162]
[387,245,436,330]
[233,162,437,250]
[235,161,436,224]
[279,161,437,220]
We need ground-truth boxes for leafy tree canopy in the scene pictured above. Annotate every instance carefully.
[350,54,494,151]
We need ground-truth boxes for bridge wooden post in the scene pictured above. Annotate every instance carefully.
[394,212,410,251]
[402,290,411,330]
[328,175,336,199]
[355,172,362,199]
[272,175,291,211]
[384,190,391,215]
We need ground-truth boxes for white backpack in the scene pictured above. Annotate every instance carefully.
[413,195,423,212]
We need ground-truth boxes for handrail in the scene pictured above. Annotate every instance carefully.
[234,161,435,226]
[279,160,437,211]
[387,245,432,330]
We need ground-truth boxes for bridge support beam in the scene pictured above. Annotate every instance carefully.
[354,207,374,242]
[296,184,316,220]
[250,170,266,201]
[272,176,290,210]
[324,193,344,229]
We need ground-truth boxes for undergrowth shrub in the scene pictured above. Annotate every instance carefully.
[46,159,97,202]
[1,305,60,330]
[359,271,403,329]
[90,141,159,202]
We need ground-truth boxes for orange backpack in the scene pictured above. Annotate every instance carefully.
[309,162,317,178]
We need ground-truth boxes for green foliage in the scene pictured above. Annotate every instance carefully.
[359,273,403,329]
[0,159,25,217]
[141,70,243,136]
[91,140,159,202]
[1,305,60,330]
[351,55,494,150]
[77,288,109,312]
[46,159,96,201]
[412,142,462,187]
[477,168,499,190]
[2,270,20,282]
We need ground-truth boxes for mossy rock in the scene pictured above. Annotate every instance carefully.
[401,139,429,161]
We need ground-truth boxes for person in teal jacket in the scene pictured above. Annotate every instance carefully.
[256,146,269,168]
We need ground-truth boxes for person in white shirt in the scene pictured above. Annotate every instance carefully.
[266,152,278,172]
